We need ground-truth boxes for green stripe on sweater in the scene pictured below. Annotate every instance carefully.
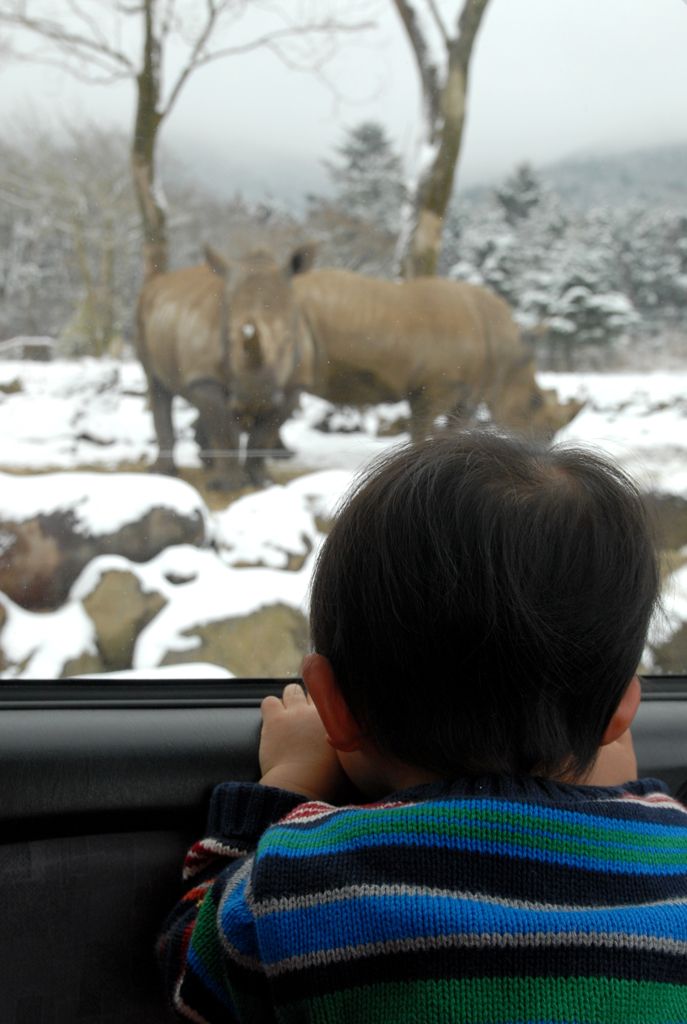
[263,807,687,867]
[279,976,687,1024]
[190,888,228,989]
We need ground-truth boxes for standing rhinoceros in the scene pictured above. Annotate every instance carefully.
[293,268,583,438]
[134,245,316,490]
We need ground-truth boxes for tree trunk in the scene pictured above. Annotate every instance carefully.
[131,0,167,279]
[398,0,491,278]
[405,53,466,278]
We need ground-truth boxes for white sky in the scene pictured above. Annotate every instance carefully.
[1,0,687,201]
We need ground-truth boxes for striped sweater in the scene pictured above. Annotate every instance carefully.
[157,776,687,1023]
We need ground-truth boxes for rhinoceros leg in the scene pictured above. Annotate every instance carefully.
[243,430,270,488]
[186,379,249,492]
[446,383,478,429]
[409,382,475,439]
[192,416,214,469]
[408,386,440,441]
[244,397,297,488]
[148,377,178,476]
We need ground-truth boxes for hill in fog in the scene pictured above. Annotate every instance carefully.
[169,137,687,213]
[459,142,687,210]
[542,144,687,208]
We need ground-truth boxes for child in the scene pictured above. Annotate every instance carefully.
[158,430,687,1024]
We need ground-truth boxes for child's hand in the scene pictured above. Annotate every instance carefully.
[585,728,638,787]
[259,683,352,803]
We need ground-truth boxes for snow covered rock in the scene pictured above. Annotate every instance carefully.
[82,570,167,672]
[0,471,209,609]
[73,663,236,680]
[0,591,103,679]
[646,493,687,550]
[158,603,308,678]
[66,544,316,679]
[0,471,358,679]
[214,470,354,570]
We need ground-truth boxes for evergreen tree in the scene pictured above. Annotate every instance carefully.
[323,122,407,235]
[610,206,687,326]
[495,163,543,226]
[443,168,638,368]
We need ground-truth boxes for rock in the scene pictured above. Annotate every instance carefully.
[651,624,687,674]
[0,602,8,675]
[61,651,106,678]
[0,379,21,394]
[0,472,208,610]
[0,518,63,609]
[82,571,167,671]
[160,603,308,678]
[644,493,687,550]
[0,336,56,360]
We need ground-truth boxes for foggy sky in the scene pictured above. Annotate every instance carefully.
[2,0,687,201]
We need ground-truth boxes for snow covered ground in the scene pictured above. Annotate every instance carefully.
[0,358,404,474]
[1,359,687,495]
[539,371,687,497]
[2,357,687,679]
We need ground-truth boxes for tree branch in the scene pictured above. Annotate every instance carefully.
[424,0,449,44]
[163,15,375,119]
[157,0,177,47]
[392,0,441,129]
[5,46,131,80]
[0,9,134,72]
[454,0,490,67]
[161,0,222,118]
[64,0,109,52]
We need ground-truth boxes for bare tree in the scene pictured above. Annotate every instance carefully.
[0,0,374,279]
[0,126,140,351]
[393,0,490,277]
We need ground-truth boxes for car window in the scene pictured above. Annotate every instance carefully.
[1,0,687,681]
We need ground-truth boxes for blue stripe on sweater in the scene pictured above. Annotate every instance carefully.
[218,876,261,961]
[252,896,687,963]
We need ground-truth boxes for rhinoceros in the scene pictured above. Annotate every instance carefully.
[294,269,583,438]
[134,245,316,490]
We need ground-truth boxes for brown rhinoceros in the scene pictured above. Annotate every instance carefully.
[134,245,316,490]
[293,268,583,438]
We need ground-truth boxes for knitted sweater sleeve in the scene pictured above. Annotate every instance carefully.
[157,781,309,1023]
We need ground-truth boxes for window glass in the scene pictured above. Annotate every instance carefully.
[1,0,687,680]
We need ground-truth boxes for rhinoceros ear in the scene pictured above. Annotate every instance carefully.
[286,242,317,278]
[203,244,230,278]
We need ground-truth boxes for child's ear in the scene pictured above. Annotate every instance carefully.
[601,675,642,746]
[301,654,363,753]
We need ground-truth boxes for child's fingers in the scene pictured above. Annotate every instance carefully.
[261,695,284,721]
[282,682,307,709]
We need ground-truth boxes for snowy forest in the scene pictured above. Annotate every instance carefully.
[2,121,687,371]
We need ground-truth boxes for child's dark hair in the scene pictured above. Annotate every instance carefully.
[310,430,660,780]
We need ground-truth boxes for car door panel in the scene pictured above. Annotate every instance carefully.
[0,677,685,1024]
